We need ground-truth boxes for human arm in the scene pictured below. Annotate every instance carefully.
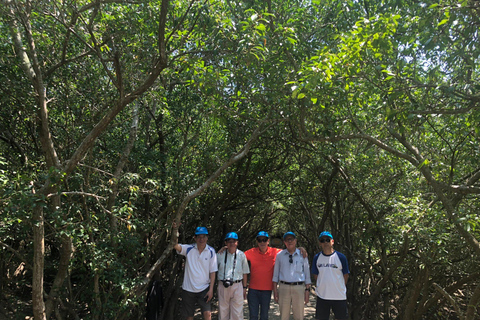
[273,282,279,303]
[298,247,308,258]
[310,253,319,277]
[243,273,248,299]
[304,258,312,304]
[173,243,182,252]
[172,221,182,252]
[304,257,312,286]
[217,246,228,254]
[272,252,281,303]
[206,249,218,303]
[205,272,216,302]
[304,285,310,305]
[241,253,250,299]
[338,252,350,285]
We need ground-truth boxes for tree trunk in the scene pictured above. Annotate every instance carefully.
[107,103,140,240]
[361,234,409,320]
[465,282,480,320]
[122,126,264,312]
[401,266,428,320]
[93,272,102,320]
[45,233,73,318]
[32,204,46,320]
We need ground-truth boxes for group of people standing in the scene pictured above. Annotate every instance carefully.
[173,227,349,320]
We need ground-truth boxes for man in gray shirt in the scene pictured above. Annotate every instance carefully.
[272,232,311,320]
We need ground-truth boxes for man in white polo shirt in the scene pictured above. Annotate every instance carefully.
[311,231,349,320]
[217,232,250,320]
[174,226,218,320]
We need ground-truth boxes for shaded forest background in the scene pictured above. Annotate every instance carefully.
[1,0,479,319]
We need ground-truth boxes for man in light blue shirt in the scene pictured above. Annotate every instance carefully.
[272,232,311,320]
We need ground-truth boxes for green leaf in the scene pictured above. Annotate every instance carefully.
[287,37,297,45]
[437,19,449,26]
[255,24,266,32]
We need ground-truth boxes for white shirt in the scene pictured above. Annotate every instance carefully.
[311,251,349,300]
[177,244,218,293]
[272,248,311,284]
[217,249,250,281]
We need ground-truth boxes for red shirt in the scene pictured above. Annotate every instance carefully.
[245,247,282,290]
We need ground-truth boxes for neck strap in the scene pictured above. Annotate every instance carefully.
[224,250,237,280]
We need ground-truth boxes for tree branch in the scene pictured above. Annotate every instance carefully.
[128,125,265,301]
[432,283,464,319]
[0,241,32,270]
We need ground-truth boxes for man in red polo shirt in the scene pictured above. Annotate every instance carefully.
[244,231,280,320]
[244,231,307,320]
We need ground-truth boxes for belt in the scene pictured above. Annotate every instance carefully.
[220,279,242,283]
[280,281,304,285]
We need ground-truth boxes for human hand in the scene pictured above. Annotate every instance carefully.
[172,220,181,243]
[217,246,227,254]
[172,219,181,230]
[299,247,308,258]
[205,290,213,303]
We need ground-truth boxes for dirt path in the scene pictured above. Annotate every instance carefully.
[206,291,318,319]
[244,292,317,320]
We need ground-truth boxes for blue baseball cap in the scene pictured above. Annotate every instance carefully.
[283,231,296,239]
[256,231,269,238]
[195,227,208,235]
[319,231,333,239]
[225,232,239,240]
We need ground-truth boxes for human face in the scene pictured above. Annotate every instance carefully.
[319,237,333,252]
[195,234,208,247]
[225,239,238,252]
[256,237,269,251]
[283,236,297,251]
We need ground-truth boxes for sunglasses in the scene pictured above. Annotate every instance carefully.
[319,238,331,243]
[257,238,268,243]
[289,254,293,263]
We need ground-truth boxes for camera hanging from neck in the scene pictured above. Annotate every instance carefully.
[222,250,237,288]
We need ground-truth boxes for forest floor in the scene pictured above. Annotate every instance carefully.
[203,292,319,320]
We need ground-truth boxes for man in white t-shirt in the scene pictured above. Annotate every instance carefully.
[174,226,218,320]
[311,231,349,320]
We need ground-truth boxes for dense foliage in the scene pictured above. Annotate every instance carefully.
[1,0,479,319]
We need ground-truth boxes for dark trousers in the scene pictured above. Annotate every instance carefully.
[247,289,272,320]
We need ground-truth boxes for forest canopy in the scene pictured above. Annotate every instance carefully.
[1,0,479,319]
